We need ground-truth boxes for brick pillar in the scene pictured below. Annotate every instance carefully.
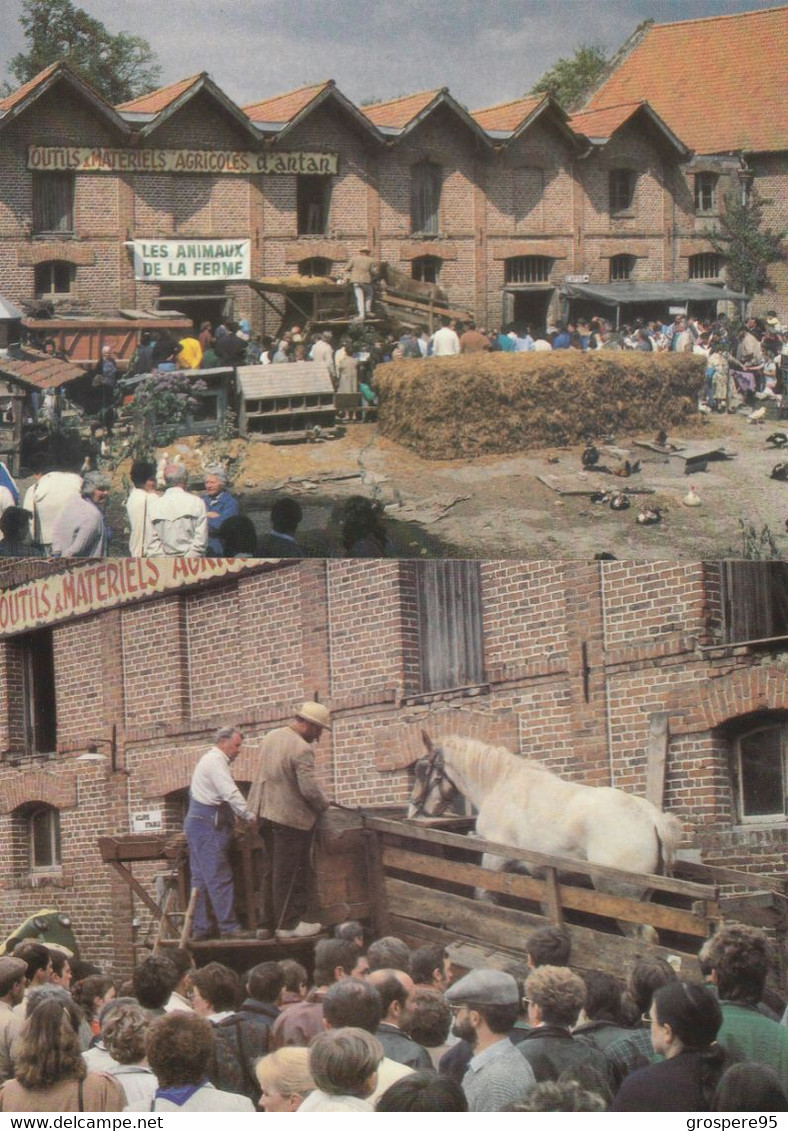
[118,174,136,308]
[663,160,675,281]
[367,153,381,253]
[563,562,610,784]
[299,562,332,782]
[473,160,487,322]
[250,173,265,331]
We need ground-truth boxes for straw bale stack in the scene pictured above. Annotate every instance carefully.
[376,351,704,459]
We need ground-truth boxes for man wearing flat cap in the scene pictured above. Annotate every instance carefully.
[248,703,331,939]
[444,968,536,1112]
[0,956,27,1084]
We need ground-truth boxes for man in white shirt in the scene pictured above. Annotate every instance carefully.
[431,317,461,357]
[148,463,208,557]
[22,461,82,553]
[185,727,256,940]
[125,459,158,557]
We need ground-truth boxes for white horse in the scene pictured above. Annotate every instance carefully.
[407,733,683,939]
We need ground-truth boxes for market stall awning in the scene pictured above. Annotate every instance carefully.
[560,281,747,307]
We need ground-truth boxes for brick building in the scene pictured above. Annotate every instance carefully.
[0,556,785,971]
[0,59,744,341]
[584,4,788,320]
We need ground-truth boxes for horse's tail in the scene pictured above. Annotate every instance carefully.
[654,811,683,875]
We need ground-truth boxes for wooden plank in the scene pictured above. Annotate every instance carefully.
[107,860,180,935]
[646,712,670,808]
[367,816,714,899]
[381,844,712,936]
[676,858,788,894]
[385,879,702,980]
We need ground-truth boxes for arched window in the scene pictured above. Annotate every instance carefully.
[34,261,75,296]
[504,256,553,285]
[732,720,788,822]
[298,257,332,278]
[411,256,442,284]
[22,804,62,869]
[689,253,723,281]
[411,162,441,235]
[609,254,635,282]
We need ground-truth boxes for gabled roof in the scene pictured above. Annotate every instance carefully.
[362,89,444,129]
[585,5,788,154]
[244,80,382,145]
[0,62,130,137]
[471,92,579,149]
[471,94,546,134]
[361,88,492,147]
[244,81,333,126]
[570,100,690,159]
[116,72,260,141]
[116,73,204,114]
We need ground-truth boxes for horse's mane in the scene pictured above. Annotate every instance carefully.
[440,735,539,795]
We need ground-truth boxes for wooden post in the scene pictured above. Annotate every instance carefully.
[180,888,198,947]
[646,712,670,808]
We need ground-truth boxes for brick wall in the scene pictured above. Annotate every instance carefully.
[1,560,787,970]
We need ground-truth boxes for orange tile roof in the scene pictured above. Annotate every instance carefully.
[0,62,62,112]
[569,101,644,140]
[116,74,203,113]
[0,351,86,390]
[244,81,332,123]
[471,94,545,132]
[361,89,443,128]
[586,5,788,153]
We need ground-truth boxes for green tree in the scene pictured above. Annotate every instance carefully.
[707,188,787,302]
[529,43,608,111]
[6,0,161,103]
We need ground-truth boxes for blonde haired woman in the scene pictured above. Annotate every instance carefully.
[255,1047,315,1112]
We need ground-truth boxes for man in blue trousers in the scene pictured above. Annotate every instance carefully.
[185,726,256,940]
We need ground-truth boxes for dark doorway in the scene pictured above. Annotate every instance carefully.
[507,289,553,333]
[155,288,232,333]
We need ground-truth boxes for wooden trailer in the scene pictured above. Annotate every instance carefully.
[99,808,787,986]
[364,814,788,986]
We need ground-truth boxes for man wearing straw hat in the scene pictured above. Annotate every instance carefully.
[248,703,331,939]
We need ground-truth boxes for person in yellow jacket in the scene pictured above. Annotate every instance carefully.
[177,336,203,369]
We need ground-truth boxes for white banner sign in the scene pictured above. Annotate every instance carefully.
[131,240,251,281]
[28,146,338,176]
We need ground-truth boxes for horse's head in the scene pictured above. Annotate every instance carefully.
[406,732,459,819]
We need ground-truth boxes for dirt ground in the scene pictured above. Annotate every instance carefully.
[94,404,786,561]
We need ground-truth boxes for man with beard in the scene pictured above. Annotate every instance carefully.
[444,969,535,1112]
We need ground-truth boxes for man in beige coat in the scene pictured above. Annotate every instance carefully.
[248,703,331,939]
[345,246,377,321]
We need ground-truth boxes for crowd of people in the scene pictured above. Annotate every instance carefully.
[0,452,393,560]
[1,919,786,1112]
